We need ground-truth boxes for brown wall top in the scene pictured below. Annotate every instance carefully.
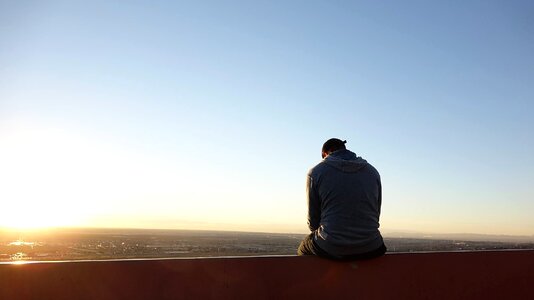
[2,251,534,300]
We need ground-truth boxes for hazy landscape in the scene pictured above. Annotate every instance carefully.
[1,228,533,262]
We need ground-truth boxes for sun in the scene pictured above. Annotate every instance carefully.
[0,124,92,230]
[0,208,78,230]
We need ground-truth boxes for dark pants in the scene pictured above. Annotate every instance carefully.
[297,233,387,261]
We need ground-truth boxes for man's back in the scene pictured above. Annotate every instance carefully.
[307,149,383,256]
[297,138,386,260]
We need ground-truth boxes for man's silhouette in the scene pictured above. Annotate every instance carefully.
[298,138,386,260]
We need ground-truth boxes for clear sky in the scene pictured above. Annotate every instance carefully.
[1,0,533,235]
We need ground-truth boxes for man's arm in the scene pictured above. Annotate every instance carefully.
[306,174,321,231]
[377,177,382,215]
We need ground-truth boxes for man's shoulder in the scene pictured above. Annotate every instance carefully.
[307,161,329,177]
[363,162,381,181]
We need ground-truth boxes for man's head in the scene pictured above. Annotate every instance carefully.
[321,138,347,159]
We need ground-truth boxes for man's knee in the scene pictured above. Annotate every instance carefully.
[297,234,315,256]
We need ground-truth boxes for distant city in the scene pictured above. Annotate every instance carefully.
[1,228,533,262]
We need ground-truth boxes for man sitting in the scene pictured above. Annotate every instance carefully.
[298,138,386,260]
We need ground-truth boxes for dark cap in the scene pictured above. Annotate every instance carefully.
[322,138,347,154]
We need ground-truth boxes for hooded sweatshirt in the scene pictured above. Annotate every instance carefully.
[307,149,384,256]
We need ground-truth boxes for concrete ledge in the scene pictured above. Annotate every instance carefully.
[2,251,534,300]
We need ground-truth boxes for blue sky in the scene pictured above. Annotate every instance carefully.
[1,1,533,235]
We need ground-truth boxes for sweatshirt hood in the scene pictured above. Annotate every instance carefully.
[324,149,368,173]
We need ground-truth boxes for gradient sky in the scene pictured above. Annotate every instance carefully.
[1,1,533,235]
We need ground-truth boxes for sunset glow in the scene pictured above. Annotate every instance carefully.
[1,1,533,236]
